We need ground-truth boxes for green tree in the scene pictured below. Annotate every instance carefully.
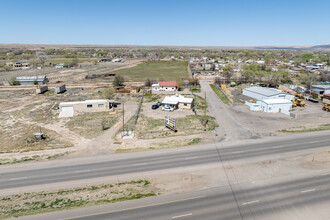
[223,64,233,83]
[9,77,20,86]
[176,79,183,91]
[112,76,125,87]
[301,53,314,62]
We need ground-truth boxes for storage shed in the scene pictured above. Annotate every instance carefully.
[243,87,294,101]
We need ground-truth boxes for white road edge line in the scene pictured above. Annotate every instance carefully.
[9,177,28,181]
[301,189,316,193]
[172,213,193,219]
[242,200,259,205]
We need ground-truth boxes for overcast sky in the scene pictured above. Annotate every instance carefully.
[1,0,329,46]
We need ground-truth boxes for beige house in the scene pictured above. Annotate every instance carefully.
[59,99,114,118]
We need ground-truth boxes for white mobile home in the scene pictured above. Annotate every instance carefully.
[59,99,114,118]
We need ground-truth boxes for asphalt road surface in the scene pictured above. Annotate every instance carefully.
[1,133,329,191]
[19,169,330,220]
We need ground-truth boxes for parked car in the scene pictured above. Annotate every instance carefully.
[162,106,174,112]
[151,104,159,110]
[156,101,162,106]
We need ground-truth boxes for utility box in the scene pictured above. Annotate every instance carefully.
[34,133,44,140]
[36,86,48,94]
[55,84,66,94]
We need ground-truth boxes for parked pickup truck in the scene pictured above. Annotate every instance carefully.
[305,96,319,103]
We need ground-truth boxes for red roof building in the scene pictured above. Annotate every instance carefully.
[159,81,178,87]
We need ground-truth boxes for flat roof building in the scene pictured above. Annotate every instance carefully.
[162,94,194,110]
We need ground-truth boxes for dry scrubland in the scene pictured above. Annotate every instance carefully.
[0,88,121,153]
[0,179,156,219]
[125,114,217,139]
[113,61,189,81]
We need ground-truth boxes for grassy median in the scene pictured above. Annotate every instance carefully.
[0,180,156,219]
[278,124,330,133]
[210,84,230,104]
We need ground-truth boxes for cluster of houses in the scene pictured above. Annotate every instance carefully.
[58,81,194,118]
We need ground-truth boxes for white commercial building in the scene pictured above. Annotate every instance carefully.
[246,99,292,115]
[243,87,294,101]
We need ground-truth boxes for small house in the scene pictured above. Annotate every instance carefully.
[152,81,178,91]
[162,94,194,110]
[12,62,30,69]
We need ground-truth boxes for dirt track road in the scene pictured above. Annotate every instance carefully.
[200,80,254,141]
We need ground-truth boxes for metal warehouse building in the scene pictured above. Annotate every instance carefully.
[311,85,330,96]
[257,99,292,115]
[243,87,294,101]
[16,76,48,85]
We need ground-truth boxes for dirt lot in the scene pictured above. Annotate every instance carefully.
[0,87,124,154]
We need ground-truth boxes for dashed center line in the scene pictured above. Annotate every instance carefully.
[9,177,28,181]
[301,189,316,193]
[74,170,91,173]
[185,157,199,160]
[172,213,192,218]
[134,163,149,166]
[242,200,259,205]
[233,150,245,154]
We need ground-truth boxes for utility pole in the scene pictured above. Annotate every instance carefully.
[122,103,125,136]
[204,92,206,128]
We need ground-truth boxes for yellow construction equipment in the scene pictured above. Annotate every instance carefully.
[295,93,304,99]
[292,98,306,107]
[322,103,330,112]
